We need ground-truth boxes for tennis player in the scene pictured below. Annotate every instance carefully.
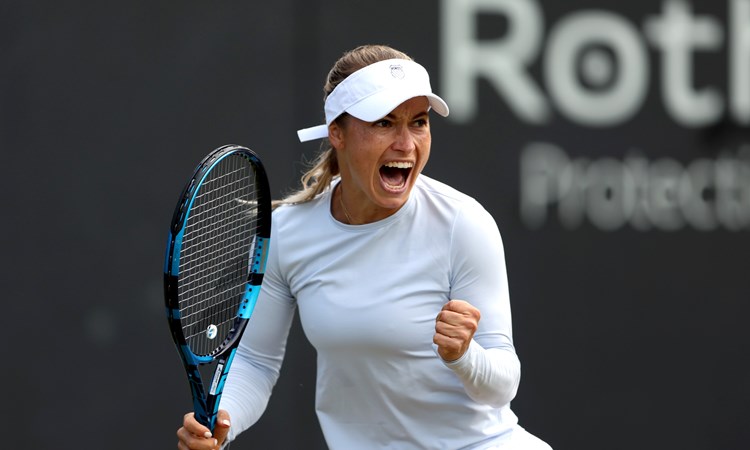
[176,44,552,450]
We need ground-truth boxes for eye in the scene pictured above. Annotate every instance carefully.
[374,119,392,128]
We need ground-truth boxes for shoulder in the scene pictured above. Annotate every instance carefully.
[415,176,503,255]
[415,175,495,226]
[271,190,330,230]
[415,175,476,205]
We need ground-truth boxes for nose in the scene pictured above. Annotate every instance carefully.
[391,124,416,153]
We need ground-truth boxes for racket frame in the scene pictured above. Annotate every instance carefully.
[163,145,271,431]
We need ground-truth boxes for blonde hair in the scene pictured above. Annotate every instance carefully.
[274,45,413,208]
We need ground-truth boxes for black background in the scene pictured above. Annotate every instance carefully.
[3,1,748,449]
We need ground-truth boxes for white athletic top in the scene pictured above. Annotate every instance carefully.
[221,175,523,449]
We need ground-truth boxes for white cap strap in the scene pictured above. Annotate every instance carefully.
[296,125,329,142]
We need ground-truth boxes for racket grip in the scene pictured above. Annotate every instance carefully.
[199,410,217,433]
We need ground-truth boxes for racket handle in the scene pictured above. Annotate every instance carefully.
[197,410,217,433]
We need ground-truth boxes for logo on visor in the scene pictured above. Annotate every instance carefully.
[390,64,405,79]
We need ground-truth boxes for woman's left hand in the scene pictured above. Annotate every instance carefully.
[433,300,481,362]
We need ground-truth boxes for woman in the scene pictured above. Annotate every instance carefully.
[177,45,551,450]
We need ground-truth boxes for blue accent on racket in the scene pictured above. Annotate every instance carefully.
[164,145,272,431]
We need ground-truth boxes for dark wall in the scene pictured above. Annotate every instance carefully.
[4,1,748,449]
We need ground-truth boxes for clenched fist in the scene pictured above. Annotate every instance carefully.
[433,300,481,362]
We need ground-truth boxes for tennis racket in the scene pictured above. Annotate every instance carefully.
[164,144,272,431]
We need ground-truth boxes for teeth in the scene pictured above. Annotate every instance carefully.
[384,161,414,169]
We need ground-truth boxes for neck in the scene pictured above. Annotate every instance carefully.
[337,183,356,224]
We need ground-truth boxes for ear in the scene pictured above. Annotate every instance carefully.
[328,121,345,149]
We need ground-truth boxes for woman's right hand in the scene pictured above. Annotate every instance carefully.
[176,410,231,450]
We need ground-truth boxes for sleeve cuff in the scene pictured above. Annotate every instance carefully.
[439,339,480,369]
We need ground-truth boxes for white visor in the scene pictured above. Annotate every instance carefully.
[297,58,449,142]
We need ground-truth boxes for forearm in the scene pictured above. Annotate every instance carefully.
[220,356,279,442]
[219,295,295,443]
[442,340,520,408]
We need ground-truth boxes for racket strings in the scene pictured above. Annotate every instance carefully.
[186,181,257,228]
[183,303,238,341]
[180,211,255,294]
[178,155,261,356]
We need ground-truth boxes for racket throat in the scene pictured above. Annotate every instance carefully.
[209,362,225,396]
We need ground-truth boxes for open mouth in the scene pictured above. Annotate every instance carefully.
[379,161,414,190]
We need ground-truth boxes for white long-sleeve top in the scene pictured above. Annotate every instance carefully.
[221,175,522,449]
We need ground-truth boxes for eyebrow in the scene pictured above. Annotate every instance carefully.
[384,110,430,120]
